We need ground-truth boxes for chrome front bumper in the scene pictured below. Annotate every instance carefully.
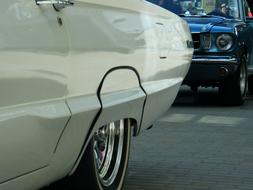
[184,56,239,84]
[192,56,238,64]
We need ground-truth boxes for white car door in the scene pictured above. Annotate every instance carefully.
[0,0,70,183]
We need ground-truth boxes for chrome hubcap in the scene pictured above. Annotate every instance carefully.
[93,120,124,187]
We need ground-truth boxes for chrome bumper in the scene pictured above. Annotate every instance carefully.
[192,57,237,64]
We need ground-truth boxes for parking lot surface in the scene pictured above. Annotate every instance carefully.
[125,87,253,190]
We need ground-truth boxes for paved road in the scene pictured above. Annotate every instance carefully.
[125,86,253,190]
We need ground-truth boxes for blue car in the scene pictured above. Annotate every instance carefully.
[148,0,253,105]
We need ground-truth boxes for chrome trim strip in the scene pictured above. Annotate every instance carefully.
[192,58,237,64]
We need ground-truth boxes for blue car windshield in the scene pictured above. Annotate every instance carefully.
[148,0,240,19]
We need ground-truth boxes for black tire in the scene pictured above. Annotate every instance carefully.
[219,54,248,106]
[70,119,131,190]
[248,75,253,95]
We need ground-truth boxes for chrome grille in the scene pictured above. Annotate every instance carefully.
[192,33,200,49]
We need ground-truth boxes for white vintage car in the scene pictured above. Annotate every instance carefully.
[0,0,193,190]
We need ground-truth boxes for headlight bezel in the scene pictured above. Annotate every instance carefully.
[215,34,234,51]
[199,33,235,52]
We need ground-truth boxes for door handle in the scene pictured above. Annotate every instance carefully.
[35,0,74,11]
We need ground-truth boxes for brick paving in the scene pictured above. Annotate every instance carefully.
[125,87,253,190]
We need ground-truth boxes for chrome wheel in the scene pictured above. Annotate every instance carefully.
[93,120,125,187]
[70,119,131,190]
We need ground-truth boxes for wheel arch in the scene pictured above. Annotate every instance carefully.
[69,66,147,176]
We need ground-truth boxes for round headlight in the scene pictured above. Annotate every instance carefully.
[216,34,234,51]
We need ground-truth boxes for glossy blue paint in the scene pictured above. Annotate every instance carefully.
[183,16,241,33]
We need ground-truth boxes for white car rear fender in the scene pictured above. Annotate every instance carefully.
[53,66,147,177]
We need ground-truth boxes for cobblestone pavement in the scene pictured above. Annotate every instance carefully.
[125,87,253,190]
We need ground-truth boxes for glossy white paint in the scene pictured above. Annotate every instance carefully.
[0,0,70,184]
[62,0,192,96]
[61,0,192,130]
[0,0,193,189]
[0,101,70,183]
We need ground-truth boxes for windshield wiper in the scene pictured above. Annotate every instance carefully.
[178,14,186,17]
[206,14,227,19]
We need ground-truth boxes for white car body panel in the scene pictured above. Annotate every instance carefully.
[0,0,70,184]
[0,101,70,183]
[0,0,193,189]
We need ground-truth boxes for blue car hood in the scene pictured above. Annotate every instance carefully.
[183,16,235,33]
